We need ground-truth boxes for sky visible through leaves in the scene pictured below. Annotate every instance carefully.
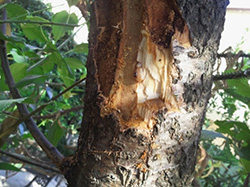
[41,0,88,44]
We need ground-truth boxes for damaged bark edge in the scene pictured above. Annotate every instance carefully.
[64,0,228,186]
[98,0,191,130]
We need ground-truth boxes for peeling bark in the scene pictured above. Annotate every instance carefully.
[63,0,229,186]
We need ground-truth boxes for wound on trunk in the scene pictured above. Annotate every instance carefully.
[96,0,190,130]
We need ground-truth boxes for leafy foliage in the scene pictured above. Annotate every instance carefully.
[0,162,21,171]
[198,50,250,185]
[0,0,87,169]
[0,98,26,111]
[51,11,78,42]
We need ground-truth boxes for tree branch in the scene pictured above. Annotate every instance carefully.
[217,52,250,58]
[0,149,60,173]
[58,24,85,50]
[243,173,250,187]
[213,68,250,81]
[45,80,85,88]
[0,20,80,27]
[9,77,86,134]
[0,6,64,169]
[76,0,90,21]
[27,26,87,72]
[27,77,86,119]
[33,105,84,120]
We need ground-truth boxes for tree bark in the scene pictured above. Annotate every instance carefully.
[63,0,228,186]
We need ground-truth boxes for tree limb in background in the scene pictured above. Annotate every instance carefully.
[244,173,250,187]
[0,110,20,147]
[0,20,80,27]
[2,77,86,138]
[213,68,250,81]
[45,80,85,88]
[214,51,250,81]
[33,105,84,120]
[0,149,60,173]
[76,0,90,21]
[0,4,64,169]
[18,77,86,124]
[217,52,250,58]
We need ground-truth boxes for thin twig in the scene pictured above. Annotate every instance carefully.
[0,149,60,173]
[0,5,64,168]
[27,21,87,72]
[213,69,250,81]
[33,105,84,120]
[12,77,86,133]
[0,20,80,27]
[217,52,250,58]
[45,80,85,88]
[27,57,46,72]
[76,1,90,21]
[58,24,85,50]
[4,105,84,120]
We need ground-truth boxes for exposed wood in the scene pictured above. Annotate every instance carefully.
[64,0,229,186]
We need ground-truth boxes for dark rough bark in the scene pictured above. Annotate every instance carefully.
[63,0,228,186]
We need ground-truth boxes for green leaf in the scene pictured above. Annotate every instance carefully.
[42,53,59,73]
[21,16,49,43]
[0,3,7,10]
[15,75,49,88]
[46,121,64,147]
[22,97,35,104]
[51,11,78,41]
[67,0,80,7]
[63,90,77,100]
[213,143,236,163]
[44,42,58,53]
[45,51,74,86]
[42,51,74,87]
[10,63,28,83]
[0,32,24,43]
[65,58,85,70]
[26,16,49,24]
[81,66,87,79]
[0,68,8,91]
[58,59,74,85]
[9,48,28,63]
[240,158,250,173]
[70,43,88,54]
[27,64,44,76]
[215,120,237,135]
[0,98,26,111]
[238,144,250,161]
[5,3,28,20]
[59,72,74,87]
[200,129,228,141]
[80,68,87,79]
[42,51,63,72]
[225,88,250,107]
[227,79,250,98]
[215,120,250,143]
[6,42,26,55]
[0,162,20,171]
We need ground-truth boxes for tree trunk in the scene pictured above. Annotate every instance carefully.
[63,0,228,186]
